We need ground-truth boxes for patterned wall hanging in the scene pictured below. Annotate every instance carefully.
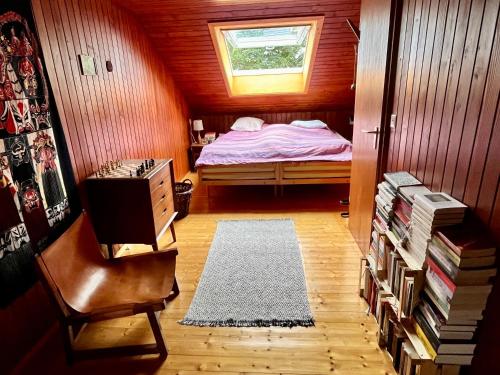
[0,2,76,307]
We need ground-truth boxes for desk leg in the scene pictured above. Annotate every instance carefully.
[107,244,114,259]
[170,222,177,242]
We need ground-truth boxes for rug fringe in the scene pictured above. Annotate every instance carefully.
[178,318,315,328]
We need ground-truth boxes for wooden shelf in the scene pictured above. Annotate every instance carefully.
[401,319,433,361]
[385,230,423,270]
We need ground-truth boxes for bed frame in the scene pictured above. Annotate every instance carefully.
[197,161,351,188]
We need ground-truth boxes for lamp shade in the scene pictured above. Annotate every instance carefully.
[193,120,204,131]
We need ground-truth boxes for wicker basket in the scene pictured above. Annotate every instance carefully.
[174,179,194,220]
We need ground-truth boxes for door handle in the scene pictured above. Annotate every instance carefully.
[361,126,380,149]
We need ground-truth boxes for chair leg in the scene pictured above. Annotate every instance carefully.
[147,310,168,359]
[165,277,180,302]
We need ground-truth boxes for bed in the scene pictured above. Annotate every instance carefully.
[196,123,352,187]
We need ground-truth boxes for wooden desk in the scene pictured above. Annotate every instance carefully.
[86,159,177,258]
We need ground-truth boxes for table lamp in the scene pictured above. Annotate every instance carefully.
[193,120,204,144]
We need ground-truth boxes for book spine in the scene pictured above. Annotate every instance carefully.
[414,308,440,350]
[427,256,456,293]
[433,236,461,267]
[435,231,462,257]
[428,242,459,280]
[414,321,437,360]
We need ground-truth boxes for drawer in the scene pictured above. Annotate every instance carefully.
[151,184,171,208]
[154,201,174,235]
[149,164,170,192]
[153,196,170,219]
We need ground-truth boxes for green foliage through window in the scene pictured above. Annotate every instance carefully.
[228,44,306,71]
[222,26,310,75]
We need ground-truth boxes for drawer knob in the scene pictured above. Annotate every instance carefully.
[159,180,164,186]
[161,208,167,216]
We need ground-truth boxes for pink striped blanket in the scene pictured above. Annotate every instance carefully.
[195,124,352,167]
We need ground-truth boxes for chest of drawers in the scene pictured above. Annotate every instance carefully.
[85,159,177,258]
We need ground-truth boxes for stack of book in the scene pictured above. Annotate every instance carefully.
[382,172,423,244]
[393,185,432,246]
[413,223,497,365]
[375,180,397,232]
[408,192,467,268]
[371,179,398,275]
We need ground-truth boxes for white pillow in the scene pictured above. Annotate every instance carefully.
[290,119,328,129]
[230,117,264,132]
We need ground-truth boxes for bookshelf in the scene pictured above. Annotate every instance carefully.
[359,172,478,375]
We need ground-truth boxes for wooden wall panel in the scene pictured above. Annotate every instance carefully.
[196,110,353,140]
[0,1,190,374]
[115,0,360,114]
[32,0,190,184]
[386,0,499,372]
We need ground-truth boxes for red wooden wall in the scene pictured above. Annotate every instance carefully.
[386,0,499,372]
[196,110,354,140]
[116,0,360,113]
[0,1,190,373]
[32,0,190,184]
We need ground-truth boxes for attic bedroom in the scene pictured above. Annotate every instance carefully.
[0,0,499,374]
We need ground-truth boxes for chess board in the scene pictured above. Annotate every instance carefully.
[89,159,159,179]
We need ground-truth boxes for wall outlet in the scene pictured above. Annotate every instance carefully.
[390,114,397,129]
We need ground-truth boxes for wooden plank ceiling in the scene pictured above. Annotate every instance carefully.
[115,0,360,114]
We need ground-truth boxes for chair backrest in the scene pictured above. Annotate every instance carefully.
[37,212,109,314]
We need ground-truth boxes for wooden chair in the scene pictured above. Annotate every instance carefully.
[35,212,179,364]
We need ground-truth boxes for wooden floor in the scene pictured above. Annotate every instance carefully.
[16,176,395,375]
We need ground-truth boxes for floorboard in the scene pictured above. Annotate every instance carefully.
[15,174,395,375]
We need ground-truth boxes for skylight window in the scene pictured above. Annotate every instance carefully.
[209,17,324,96]
[222,26,311,76]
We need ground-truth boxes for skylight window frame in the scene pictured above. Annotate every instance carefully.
[208,16,324,97]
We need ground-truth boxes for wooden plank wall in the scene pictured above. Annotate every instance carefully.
[32,0,190,185]
[0,1,190,373]
[116,0,360,113]
[196,110,354,141]
[386,0,499,372]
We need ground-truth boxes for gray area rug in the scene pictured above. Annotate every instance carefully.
[179,219,314,327]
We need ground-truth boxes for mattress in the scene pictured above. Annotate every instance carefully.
[195,123,352,167]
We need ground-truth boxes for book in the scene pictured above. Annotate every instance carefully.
[412,205,464,226]
[435,224,497,259]
[376,195,394,214]
[379,181,397,194]
[384,172,422,190]
[414,320,437,359]
[379,189,397,205]
[421,292,478,328]
[428,241,497,282]
[416,304,473,340]
[375,214,389,232]
[432,236,462,266]
[396,197,412,218]
[427,254,496,286]
[434,354,473,365]
[394,205,410,227]
[399,185,432,204]
[413,193,468,216]
[414,308,476,355]
[424,287,483,321]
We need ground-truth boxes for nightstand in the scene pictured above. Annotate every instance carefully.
[189,143,205,171]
